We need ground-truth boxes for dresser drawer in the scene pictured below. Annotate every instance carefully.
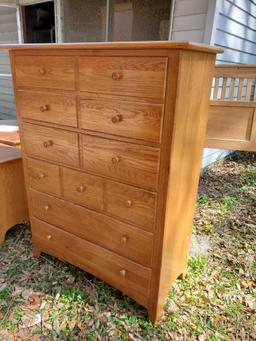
[62,167,104,211]
[26,158,61,196]
[31,217,151,306]
[14,56,75,90]
[79,96,162,143]
[17,92,77,127]
[30,190,152,267]
[22,123,79,167]
[82,135,159,190]
[79,57,167,99]
[105,181,156,231]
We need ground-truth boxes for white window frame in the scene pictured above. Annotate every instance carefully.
[11,0,63,43]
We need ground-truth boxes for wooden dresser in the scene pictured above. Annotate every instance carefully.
[4,41,220,321]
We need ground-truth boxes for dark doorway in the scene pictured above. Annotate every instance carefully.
[23,1,55,43]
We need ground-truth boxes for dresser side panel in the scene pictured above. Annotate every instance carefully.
[147,51,180,319]
[9,50,35,228]
[149,50,216,321]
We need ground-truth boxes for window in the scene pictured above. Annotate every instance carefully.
[63,0,106,42]
[63,0,171,42]
[109,0,171,41]
[22,1,55,43]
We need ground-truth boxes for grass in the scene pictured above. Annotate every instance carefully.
[0,151,255,340]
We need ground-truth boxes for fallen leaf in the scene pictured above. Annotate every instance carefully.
[28,293,41,309]
[0,283,7,292]
[166,301,179,314]
[245,295,256,311]
[201,295,211,304]
[22,289,33,301]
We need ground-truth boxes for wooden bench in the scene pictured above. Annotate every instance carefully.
[205,65,256,151]
[0,133,28,245]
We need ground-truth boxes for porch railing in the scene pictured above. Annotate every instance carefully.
[205,65,256,152]
[211,65,256,102]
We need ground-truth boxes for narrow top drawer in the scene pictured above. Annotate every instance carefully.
[14,56,76,90]
[78,57,167,99]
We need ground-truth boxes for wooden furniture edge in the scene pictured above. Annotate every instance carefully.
[210,100,256,108]
[148,50,216,321]
[0,41,223,54]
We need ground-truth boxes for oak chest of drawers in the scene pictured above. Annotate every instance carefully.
[5,41,220,321]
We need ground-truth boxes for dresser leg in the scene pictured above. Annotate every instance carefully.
[179,269,187,280]
[148,303,165,323]
[32,246,41,258]
[0,229,6,246]
[148,309,159,324]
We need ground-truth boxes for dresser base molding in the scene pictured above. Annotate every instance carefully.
[4,41,221,322]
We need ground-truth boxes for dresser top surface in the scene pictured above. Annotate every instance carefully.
[0,40,223,54]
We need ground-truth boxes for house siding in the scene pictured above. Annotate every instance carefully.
[0,5,18,120]
[212,0,256,64]
[171,0,209,42]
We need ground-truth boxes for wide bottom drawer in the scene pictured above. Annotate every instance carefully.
[30,189,153,267]
[31,218,151,307]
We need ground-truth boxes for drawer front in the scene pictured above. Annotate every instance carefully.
[82,135,159,190]
[26,158,61,196]
[22,123,79,167]
[79,97,162,143]
[79,57,167,99]
[30,190,153,267]
[105,181,156,232]
[31,217,151,306]
[62,167,104,211]
[17,92,77,127]
[14,56,75,90]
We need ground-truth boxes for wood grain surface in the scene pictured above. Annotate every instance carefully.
[30,189,153,267]
[14,56,75,90]
[22,123,79,167]
[62,167,104,211]
[26,158,61,196]
[31,217,151,307]
[81,134,160,190]
[105,180,156,231]
[79,96,163,143]
[17,91,77,127]
[79,56,167,99]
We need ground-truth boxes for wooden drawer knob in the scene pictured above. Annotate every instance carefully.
[76,185,86,193]
[38,172,46,179]
[46,235,52,240]
[120,235,128,244]
[112,156,121,164]
[44,205,50,211]
[120,269,126,277]
[40,105,50,112]
[112,71,122,80]
[112,114,123,124]
[126,200,133,207]
[38,67,46,75]
[43,140,53,148]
